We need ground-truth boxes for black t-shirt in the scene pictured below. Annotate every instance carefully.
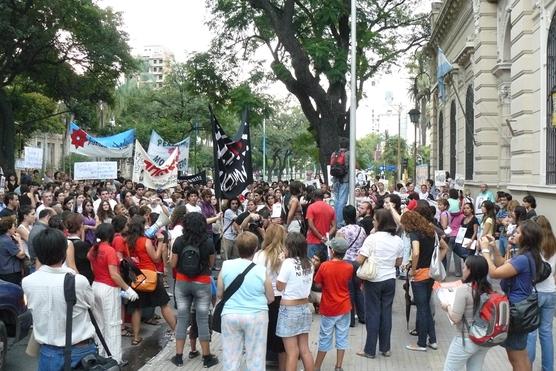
[409,231,435,269]
[19,194,32,208]
[0,208,15,217]
[235,211,264,243]
[461,216,479,239]
[68,236,94,284]
[172,236,215,276]
[358,216,373,236]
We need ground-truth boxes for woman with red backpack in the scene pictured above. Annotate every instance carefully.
[441,255,495,370]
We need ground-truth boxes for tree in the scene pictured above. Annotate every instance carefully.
[356,132,382,170]
[407,49,431,146]
[380,135,408,176]
[207,0,428,180]
[0,1,136,173]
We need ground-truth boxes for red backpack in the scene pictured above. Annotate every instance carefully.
[463,291,510,347]
[330,149,347,177]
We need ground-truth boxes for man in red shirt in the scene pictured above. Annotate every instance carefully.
[313,237,353,371]
[306,190,336,259]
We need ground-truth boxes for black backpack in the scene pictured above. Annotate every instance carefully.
[179,240,202,277]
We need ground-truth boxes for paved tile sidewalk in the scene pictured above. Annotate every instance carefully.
[140,279,547,371]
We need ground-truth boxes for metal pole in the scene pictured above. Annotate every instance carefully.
[263,118,266,182]
[397,108,401,182]
[348,0,357,206]
[413,114,418,182]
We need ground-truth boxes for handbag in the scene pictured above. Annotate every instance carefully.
[429,233,446,281]
[212,263,256,333]
[63,274,120,371]
[535,260,552,283]
[131,269,157,293]
[356,235,377,281]
[508,255,540,334]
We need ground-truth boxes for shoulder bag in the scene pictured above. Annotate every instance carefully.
[64,273,120,371]
[212,262,256,333]
[357,234,377,281]
[508,255,540,334]
[429,232,446,281]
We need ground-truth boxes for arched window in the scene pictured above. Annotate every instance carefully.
[465,85,474,180]
[438,112,444,170]
[450,100,457,177]
[547,12,556,184]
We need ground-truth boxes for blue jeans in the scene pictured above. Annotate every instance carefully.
[412,279,436,347]
[308,243,326,260]
[333,180,349,227]
[498,236,508,257]
[38,342,97,371]
[443,336,489,371]
[363,279,396,355]
[175,280,212,341]
[347,260,365,325]
[317,313,350,351]
[526,291,556,371]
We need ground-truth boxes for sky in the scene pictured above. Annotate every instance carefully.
[98,0,433,141]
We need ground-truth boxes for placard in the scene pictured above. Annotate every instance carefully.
[74,162,118,180]
[434,170,447,187]
[24,147,43,169]
[15,159,25,170]
[454,173,465,190]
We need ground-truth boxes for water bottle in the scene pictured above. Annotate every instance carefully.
[120,290,129,302]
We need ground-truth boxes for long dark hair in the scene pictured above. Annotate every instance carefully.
[82,198,95,218]
[374,209,397,235]
[180,212,207,247]
[92,223,115,258]
[285,232,312,274]
[463,255,492,315]
[481,200,496,226]
[126,215,146,252]
[518,220,543,277]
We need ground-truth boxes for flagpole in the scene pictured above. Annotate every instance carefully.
[348,0,357,206]
[263,118,266,182]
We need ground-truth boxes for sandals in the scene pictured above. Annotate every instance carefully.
[131,337,143,346]
[409,329,418,336]
[121,328,133,337]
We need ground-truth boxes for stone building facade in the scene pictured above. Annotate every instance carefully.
[429,0,556,220]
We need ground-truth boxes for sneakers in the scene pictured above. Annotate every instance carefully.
[170,355,184,367]
[188,350,200,359]
[203,354,219,368]
[405,344,427,352]
[428,342,438,350]
[381,351,391,357]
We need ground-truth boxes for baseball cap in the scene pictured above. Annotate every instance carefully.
[328,237,349,254]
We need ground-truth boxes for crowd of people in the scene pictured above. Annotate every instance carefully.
[0,169,554,371]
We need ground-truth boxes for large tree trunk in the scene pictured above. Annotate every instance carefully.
[0,89,16,175]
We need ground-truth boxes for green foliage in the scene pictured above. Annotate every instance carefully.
[356,133,382,170]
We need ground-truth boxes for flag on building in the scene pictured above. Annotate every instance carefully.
[211,110,253,198]
[147,130,190,173]
[437,48,453,101]
[132,140,178,190]
[68,123,135,158]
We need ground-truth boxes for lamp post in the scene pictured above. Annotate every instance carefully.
[348,0,357,206]
[408,108,421,183]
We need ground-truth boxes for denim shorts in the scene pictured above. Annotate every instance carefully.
[318,313,350,352]
[502,331,528,350]
[276,304,312,337]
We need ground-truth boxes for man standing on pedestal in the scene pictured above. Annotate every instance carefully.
[331,138,349,227]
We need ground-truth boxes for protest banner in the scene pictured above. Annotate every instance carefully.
[74,162,118,180]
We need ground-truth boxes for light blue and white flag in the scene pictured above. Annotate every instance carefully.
[68,123,135,158]
[437,48,453,101]
[147,130,190,173]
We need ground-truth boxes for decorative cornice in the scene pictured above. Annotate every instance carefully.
[491,62,511,79]
[454,42,475,67]
[430,0,464,47]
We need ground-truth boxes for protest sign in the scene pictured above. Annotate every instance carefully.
[74,162,118,180]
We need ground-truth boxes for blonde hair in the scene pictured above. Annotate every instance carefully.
[260,223,286,274]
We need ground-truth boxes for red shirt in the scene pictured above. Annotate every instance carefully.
[131,237,156,271]
[87,242,119,287]
[314,260,353,316]
[112,233,129,258]
[306,200,335,244]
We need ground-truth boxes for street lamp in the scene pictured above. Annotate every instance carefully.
[408,108,421,183]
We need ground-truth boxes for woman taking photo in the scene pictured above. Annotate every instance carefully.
[479,220,543,371]
[276,232,314,371]
[401,211,440,352]
[526,215,556,371]
[87,223,139,364]
[442,255,492,370]
[254,223,287,370]
[356,209,402,358]
[170,212,218,368]
[218,231,274,370]
[126,215,176,346]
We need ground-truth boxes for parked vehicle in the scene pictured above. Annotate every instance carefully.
[0,279,32,370]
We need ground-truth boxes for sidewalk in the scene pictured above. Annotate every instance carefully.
[140,279,546,371]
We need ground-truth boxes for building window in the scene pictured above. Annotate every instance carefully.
[47,143,55,167]
[449,100,456,178]
[465,85,474,180]
[438,112,444,170]
[547,12,556,184]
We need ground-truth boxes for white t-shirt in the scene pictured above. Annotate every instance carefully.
[253,250,284,297]
[536,253,556,293]
[359,231,403,282]
[185,203,202,213]
[223,209,238,240]
[276,257,313,300]
[93,198,117,212]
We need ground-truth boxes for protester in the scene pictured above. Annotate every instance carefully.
[479,200,496,238]
[479,220,543,370]
[0,216,26,285]
[313,237,353,371]
[276,232,315,371]
[0,192,19,217]
[357,209,403,358]
[66,212,94,284]
[526,215,556,371]
[306,190,336,259]
[222,197,240,260]
[285,181,304,234]
[81,198,97,245]
[170,212,218,368]
[522,195,537,220]
[218,231,274,370]
[96,200,115,224]
[442,255,492,370]
[16,205,35,258]
[87,223,139,364]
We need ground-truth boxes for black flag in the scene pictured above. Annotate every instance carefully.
[177,170,207,185]
[211,108,253,199]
